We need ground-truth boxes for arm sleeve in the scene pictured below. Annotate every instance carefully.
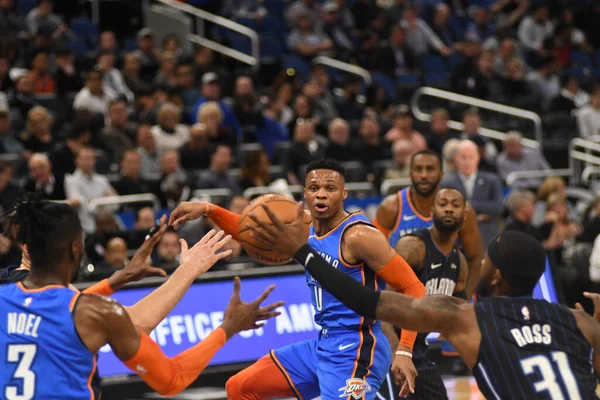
[124,328,227,396]
[375,254,426,350]
[82,279,114,296]
[294,244,381,319]
[207,205,241,241]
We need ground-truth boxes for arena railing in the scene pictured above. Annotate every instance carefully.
[410,87,542,149]
[380,178,413,196]
[505,169,573,187]
[88,194,161,213]
[191,188,234,204]
[153,0,260,71]
[569,138,600,185]
[312,56,372,85]
[582,166,600,184]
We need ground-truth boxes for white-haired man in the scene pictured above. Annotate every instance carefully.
[495,131,550,189]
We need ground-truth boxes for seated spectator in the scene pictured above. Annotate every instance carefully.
[136,123,161,178]
[27,50,54,94]
[86,237,128,281]
[517,4,553,55]
[238,149,271,192]
[496,131,551,189]
[0,0,28,40]
[468,135,496,174]
[427,108,459,155]
[10,75,38,124]
[98,30,119,55]
[532,176,579,227]
[526,55,560,110]
[287,94,318,134]
[232,76,264,140]
[577,84,600,139]
[20,106,55,157]
[544,193,583,263]
[73,69,118,117]
[465,7,494,44]
[179,122,212,171]
[197,101,235,148]
[53,47,83,96]
[442,138,461,173]
[222,0,267,20]
[122,52,149,96]
[134,28,160,83]
[401,5,451,59]
[24,153,66,200]
[325,118,355,161]
[0,161,22,214]
[154,51,177,90]
[196,145,241,195]
[65,146,117,233]
[83,209,121,264]
[190,72,241,135]
[460,108,497,162]
[384,106,427,151]
[161,34,188,61]
[121,207,158,251]
[382,139,413,181]
[549,75,589,114]
[175,63,200,109]
[26,0,69,41]
[376,24,415,76]
[492,39,522,77]
[352,116,390,173]
[49,125,90,178]
[333,75,365,121]
[500,58,538,109]
[112,149,161,198]
[151,102,190,152]
[154,230,180,272]
[97,50,134,103]
[285,119,327,184]
[286,0,321,32]
[159,150,187,207]
[321,1,355,61]
[102,99,138,162]
[431,3,458,50]
[301,77,338,128]
[451,49,502,101]
[443,140,503,246]
[287,10,334,59]
[0,109,23,155]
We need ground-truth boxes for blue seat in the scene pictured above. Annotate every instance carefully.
[424,72,448,87]
[423,54,447,74]
[260,35,283,60]
[236,17,258,31]
[70,17,98,48]
[66,39,88,58]
[372,73,397,101]
[262,16,283,36]
[396,74,420,87]
[18,0,36,15]
[282,54,310,82]
[231,36,252,55]
[123,38,138,51]
[571,50,593,69]
[264,0,285,18]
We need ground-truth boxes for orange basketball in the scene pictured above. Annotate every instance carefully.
[238,194,311,265]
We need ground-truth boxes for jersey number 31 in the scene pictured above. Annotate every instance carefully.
[4,344,37,400]
[521,351,582,400]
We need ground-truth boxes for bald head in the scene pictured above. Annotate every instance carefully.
[455,140,480,177]
[105,237,128,268]
[28,153,52,183]
[328,118,350,145]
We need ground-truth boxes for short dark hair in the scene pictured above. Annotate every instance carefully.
[5,198,81,271]
[305,159,346,179]
[410,149,442,169]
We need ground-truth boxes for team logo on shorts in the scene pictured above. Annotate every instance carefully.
[339,378,371,399]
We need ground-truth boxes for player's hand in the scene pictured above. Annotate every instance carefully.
[248,202,307,256]
[179,229,233,276]
[169,201,211,230]
[109,216,168,289]
[391,353,417,397]
[575,292,600,322]
[220,277,284,339]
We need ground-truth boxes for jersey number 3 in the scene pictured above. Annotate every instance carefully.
[5,344,37,400]
[520,351,582,400]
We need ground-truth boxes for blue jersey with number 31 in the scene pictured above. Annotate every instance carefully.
[0,282,98,400]
[306,212,386,330]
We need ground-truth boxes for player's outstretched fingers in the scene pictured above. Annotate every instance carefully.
[212,234,232,252]
[252,284,276,306]
[206,229,225,247]
[575,302,584,311]
[247,213,277,236]
[198,229,217,246]
[248,225,276,244]
[231,277,242,300]
[216,249,233,260]
[257,301,285,319]
[146,265,167,278]
[260,204,285,229]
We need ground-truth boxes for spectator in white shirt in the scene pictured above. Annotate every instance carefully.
[73,69,118,117]
[97,50,134,103]
[577,84,600,140]
[401,5,451,58]
[517,4,553,53]
[496,131,551,189]
[151,102,190,152]
[64,146,116,233]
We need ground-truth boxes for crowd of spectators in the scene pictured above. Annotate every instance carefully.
[0,0,599,307]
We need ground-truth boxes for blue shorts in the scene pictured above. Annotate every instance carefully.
[271,325,392,400]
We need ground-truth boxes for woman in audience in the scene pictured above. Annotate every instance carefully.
[151,102,190,152]
[20,106,55,158]
[533,176,579,226]
[238,149,271,192]
[197,101,235,147]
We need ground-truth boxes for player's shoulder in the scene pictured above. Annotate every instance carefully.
[75,293,127,322]
[343,220,384,242]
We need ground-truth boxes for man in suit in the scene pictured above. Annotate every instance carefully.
[24,153,67,201]
[442,140,503,246]
[376,24,416,77]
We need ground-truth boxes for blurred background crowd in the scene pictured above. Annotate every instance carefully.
[0,0,599,309]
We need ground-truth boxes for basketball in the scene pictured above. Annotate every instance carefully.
[238,194,311,265]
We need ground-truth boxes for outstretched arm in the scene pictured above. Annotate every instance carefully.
[373,194,399,237]
[169,201,241,240]
[74,278,282,396]
[459,204,483,298]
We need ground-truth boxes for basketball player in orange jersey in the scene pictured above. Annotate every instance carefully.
[169,159,426,399]
[0,200,283,399]
[373,150,483,297]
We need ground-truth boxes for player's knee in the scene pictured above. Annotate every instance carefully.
[225,374,244,400]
